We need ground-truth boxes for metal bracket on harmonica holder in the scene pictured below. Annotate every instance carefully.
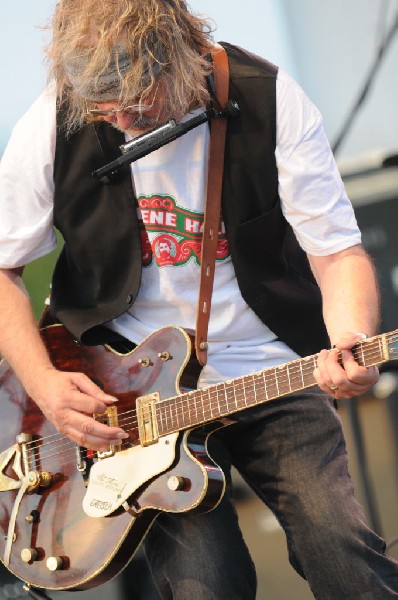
[92,101,239,183]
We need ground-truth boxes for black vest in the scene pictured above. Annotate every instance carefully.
[52,43,329,357]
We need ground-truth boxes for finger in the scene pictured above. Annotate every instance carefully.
[315,348,343,391]
[314,349,331,382]
[315,344,379,398]
[67,429,127,451]
[70,372,118,403]
[326,364,378,399]
[329,382,373,400]
[65,387,119,417]
[324,347,345,384]
[340,351,379,385]
[316,351,361,395]
[60,411,129,449]
[333,332,368,351]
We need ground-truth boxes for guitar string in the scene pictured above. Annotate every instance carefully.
[24,337,393,460]
[117,341,390,431]
[22,354,348,460]
[27,339,390,463]
[22,336,396,468]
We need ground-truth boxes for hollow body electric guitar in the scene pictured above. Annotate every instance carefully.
[0,324,397,592]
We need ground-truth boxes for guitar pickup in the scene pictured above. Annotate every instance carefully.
[136,392,160,446]
[93,405,120,459]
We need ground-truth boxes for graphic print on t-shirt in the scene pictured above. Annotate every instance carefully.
[137,194,230,268]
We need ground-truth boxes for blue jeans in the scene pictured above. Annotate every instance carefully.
[143,389,398,598]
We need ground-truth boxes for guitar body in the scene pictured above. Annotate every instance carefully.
[2,323,393,592]
[0,325,226,591]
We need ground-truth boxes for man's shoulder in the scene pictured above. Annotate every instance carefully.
[219,42,278,79]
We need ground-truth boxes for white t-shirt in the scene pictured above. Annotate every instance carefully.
[0,70,361,386]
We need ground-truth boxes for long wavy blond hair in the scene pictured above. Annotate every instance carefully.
[46,0,214,133]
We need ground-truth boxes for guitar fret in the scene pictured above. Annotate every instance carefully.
[299,361,305,388]
[186,393,195,425]
[225,382,236,414]
[185,395,193,423]
[234,382,241,410]
[244,377,253,406]
[360,343,365,366]
[265,370,278,399]
[200,392,207,420]
[155,331,398,438]
[277,365,292,396]
[175,399,182,430]
[193,391,199,422]
[242,381,247,408]
[303,357,315,388]
[254,373,260,402]
[182,396,191,428]
[218,383,225,414]
[233,380,241,410]
[275,368,280,396]
[170,402,177,430]
[238,380,245,408]
[378,337,383,366]
[200,389,207,422]
[202,389,208,420]
[223,386,230,411]
[261,371,268,401]
[287,364,292,392]
[157,406,165,431]
[208,388,215,420]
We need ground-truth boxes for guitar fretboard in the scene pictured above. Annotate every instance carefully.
[156,333,392,437]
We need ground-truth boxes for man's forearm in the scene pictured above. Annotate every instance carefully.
[0,268,55,393]
[308,245,380,345]
[0,268,127,449]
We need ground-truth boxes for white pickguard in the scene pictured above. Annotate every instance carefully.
[83,432,179,517]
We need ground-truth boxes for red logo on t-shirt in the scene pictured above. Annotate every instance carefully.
[137,195,229,268]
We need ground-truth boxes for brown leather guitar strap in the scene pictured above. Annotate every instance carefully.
[195,44,229,366]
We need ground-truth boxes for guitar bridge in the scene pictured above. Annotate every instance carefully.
[136,392,160,446]
[0,434,53,494]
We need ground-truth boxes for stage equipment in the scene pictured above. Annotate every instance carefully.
[341,153,398,534]
[343,153,398,334]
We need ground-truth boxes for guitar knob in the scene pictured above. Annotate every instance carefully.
[46,556,64,571]
[138,357,151,367]
[26,470,55,493]
[167,476,186,491]
[25,510,40,524]
[21,547,39,563]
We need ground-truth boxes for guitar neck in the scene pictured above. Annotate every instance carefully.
[156,331,396,437]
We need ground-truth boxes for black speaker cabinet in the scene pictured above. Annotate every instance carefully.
[343,160,398,334]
